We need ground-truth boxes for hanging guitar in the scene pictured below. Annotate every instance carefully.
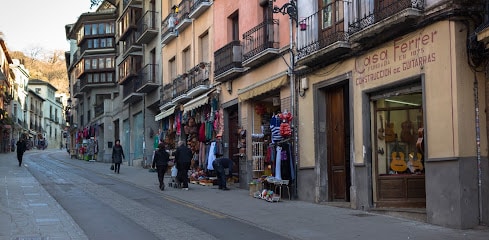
[390,136,407,173]
[378,114,385,140]
[408,136,424,173]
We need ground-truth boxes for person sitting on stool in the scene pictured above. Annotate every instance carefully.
[212,158,233,190]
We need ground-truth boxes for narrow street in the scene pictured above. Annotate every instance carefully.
[23,150,291,240]
[1,149,488,240]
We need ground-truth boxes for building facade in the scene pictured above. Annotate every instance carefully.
[0,35,14,153]
[65,3,118,161]
[294,0,489,229]
[9,59,30,144]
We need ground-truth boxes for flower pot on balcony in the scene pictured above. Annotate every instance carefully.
[300,22,307,31]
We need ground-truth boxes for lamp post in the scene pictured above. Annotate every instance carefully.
[271,0,299,199]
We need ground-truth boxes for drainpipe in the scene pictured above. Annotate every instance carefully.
[473,71,483,224]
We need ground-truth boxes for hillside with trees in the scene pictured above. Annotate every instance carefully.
[10,50,69,95]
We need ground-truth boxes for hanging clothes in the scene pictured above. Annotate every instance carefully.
[275,145,282,180]
[207,141,217,170]
[270,115,282,143]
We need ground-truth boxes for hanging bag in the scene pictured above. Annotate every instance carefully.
[110,164,115,170]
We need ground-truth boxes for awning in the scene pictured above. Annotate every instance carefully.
[237,73,288,102]
[183,90,214,113]
[155,106,176,121]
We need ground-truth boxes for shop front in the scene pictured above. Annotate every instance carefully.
[298,20,488,228]
[237,73,296,200]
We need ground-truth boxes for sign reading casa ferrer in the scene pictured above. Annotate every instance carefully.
[355,29,438,85]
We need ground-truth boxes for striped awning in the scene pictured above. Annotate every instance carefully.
[183,89,215,113]
[155,106,176,121]
[237,72,288,102]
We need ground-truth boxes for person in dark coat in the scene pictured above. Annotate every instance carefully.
[152,143,170,190]
[174,140,192,190]
[16,135,27,167]
[212,158,233,190]
[111,139,125,174]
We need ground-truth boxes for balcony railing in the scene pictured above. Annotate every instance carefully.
[161,14,179,44]
[160,83,174,107]
[175,0,192,33]
[242,19,280,68]
[80,72,116,91]
[214,40,244,82]
[186,62,211,97]
[122,31,143,57]
[296,9,350,66]
[136,10,159,44]
[348,0,424,35]
[136,63,159,93]
[122,78,143,104]
[172,75,188,99]
[189,0,212,19]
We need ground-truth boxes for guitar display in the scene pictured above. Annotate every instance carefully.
[400,110,414,144]
[378,115,385,140]
[390,137,407,172]
[384,111,396,142]
[408,148,424,173]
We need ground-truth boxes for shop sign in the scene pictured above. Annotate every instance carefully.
[355,29,439,85]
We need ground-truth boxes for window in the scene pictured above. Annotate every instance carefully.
[183,47,191,72]
[169,57,176,81]
[199,32,209,63]
[322,0,333,29]
[231,13,239,41]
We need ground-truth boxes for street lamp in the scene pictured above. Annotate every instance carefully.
[270,0,301,199]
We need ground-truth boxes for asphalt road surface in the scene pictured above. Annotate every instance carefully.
[25,151,291,240]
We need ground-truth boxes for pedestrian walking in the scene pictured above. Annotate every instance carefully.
[152,143,170,191]
[212,157,234,190]
[111,139,125,174]
[16,135,27,167]
[174,140,192,190]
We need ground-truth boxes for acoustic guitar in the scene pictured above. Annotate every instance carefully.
[378,115,385,140]
[408,148,424,173]
[401,110,414,144]
[390,138,407,172]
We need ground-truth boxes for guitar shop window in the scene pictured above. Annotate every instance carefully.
[373,91,424,176]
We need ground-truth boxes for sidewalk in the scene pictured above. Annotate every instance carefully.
[2,149,489,240]
[0,150,88,240]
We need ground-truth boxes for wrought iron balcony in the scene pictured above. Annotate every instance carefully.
[214,40,245,82]
[189,0,212,19]
[172,74,190,104]
[186,62,211,98]
[161,14,179,45]
[122,78,143,104]
[136,63,159,93]
[160,83,175,109]
[296,9,351,67]
[73,82,83,98]
[242,19,280,68]
[136,10,159,44]
[348,0,424,42]
[175,0,192,33]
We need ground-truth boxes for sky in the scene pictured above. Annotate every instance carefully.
[0,0,96,53]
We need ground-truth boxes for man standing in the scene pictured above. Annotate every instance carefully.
[212,157,233,190]
[16,135,27,167]
[152,143,170,191]
[174,140,192,190]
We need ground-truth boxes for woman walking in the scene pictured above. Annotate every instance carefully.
[152,143,170,190]
[111,139,125,174]
[16,135,27,167]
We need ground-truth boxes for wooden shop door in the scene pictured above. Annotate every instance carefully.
[326,85,350,201]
